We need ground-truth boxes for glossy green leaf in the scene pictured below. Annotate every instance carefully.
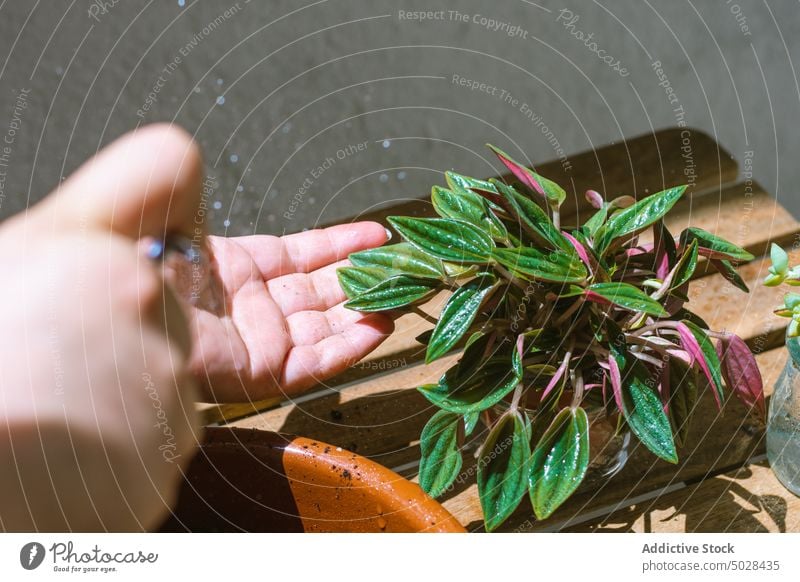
[445,171,498,199]
[337,266,390,299]
[419,347,523,414]
[584,203,610,237]
[431,185,508,241]
[493,246,588,283]
[670,239,699,290]
[586,282,668,317]
[477,411,531,531]
[349,242,444,279]
[529,407,590,520]
[427,276,498,363]
[615,359,678,464]
[344,275,439,312]
[418,411,464,498]
[680,227,755,262]
[710,258,750,293]
[491,179,570,251]
[667,359,698,448]
[596,186,686,255]
[464,411,480,436]
[388,216,493,263]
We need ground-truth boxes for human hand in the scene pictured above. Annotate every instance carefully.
[0,125,202,531]
[180,224,394,403]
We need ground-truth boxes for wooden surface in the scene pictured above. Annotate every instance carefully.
[215,128,800,532]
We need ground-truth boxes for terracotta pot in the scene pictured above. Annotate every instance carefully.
[160,427,464,533]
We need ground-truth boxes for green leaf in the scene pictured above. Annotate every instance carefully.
[426,276,498,363]
[432,185,508,241]
[349,242,444,279]
[584,203,610,237]
[596,186,686,255]
[388,216,493,263]
[667,359,699,448]
[445,171,498,198]
[615,359,678,464]
[477,411,531,531]
[487,144,567,208]
[680,227,755,262]
[710,258,750,293]
[464,411,480,436]
[670,239,699,290]
[491,179,570,251]
[418,411,464,498]
[586,282,668,317]
[337,266,390,299]
[344,275,439,312]
[493,246,588,283]
[419,346,523,414]
[529,407,590,520]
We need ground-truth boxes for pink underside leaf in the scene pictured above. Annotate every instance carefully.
[585,189,604,209]
[493,151,546,198]
[716,333,765,417]
[584,290,612,306]
[607,357,625,412]
[676,323,722,408]
[541,357,568,400]
[562,231,593,274]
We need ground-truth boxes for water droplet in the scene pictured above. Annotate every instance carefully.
[379,173,389,183]
[55,66,64,76]
[178,0,185,6]
[193,87,201,94]
[229,154,238,163]
[281,122,292,134]
[213,201,222,210]
[382,139,391,149]
[397,171,407,180]
[236,185,244,192]
[216,78,223,85]
[216,95,225,106]
[223,219,231,227]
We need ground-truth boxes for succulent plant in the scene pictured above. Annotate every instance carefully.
[337,144,765,531]
[766,243,800,337]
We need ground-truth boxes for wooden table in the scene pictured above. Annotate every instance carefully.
[203,128,800,532]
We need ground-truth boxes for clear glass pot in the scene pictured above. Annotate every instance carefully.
[766,333,800,496]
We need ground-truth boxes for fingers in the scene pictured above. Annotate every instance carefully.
[267,259,349,316]
[234,222,388,279]
[39,124,203,239]
[281,313,393,393]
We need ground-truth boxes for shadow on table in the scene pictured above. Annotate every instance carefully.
[577,465,787,533]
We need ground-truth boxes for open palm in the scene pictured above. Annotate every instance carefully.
[187,222,393,403]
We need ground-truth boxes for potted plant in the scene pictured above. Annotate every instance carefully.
[763,244,800,495]
[337,145,765,531]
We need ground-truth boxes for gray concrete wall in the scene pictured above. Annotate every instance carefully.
[1,0,798,236]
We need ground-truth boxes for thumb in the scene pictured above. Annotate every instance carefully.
[37,124,205,239]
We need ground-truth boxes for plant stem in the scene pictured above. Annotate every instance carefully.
[571,369,585,408]
[554,296,586,326]
[493,262,529,291]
